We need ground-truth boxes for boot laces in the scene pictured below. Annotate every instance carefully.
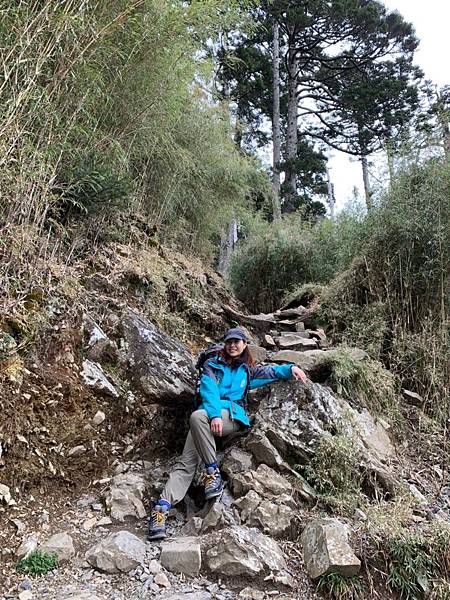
[151,509,166,525]
[202,469,218,488]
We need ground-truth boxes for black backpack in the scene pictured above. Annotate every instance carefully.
[193,343,223,409]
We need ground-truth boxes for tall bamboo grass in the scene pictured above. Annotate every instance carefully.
[0,0,265,308]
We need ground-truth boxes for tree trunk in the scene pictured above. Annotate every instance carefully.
[285,35,298,207]
[218,31,239,274]
[443,122,450,158]
[436,91,450,159]
[385,140,395,189]
[361,155,372,211]
[235,102,244,150]
[326,165,335,219]
[271,21,282,220]
[218,218,238,275]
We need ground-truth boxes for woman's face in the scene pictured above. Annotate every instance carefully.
[224,338,247,357]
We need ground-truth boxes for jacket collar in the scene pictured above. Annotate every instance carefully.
[209,356,249,372]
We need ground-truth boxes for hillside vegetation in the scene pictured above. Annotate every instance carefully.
[0,0,266,305]
[230,159,450,417]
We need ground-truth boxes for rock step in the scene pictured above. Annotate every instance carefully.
[274,335,318,351]
[301,519,361,579]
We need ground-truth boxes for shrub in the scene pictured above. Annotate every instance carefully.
[229,218,313,312]
[16,551,58,576]
[303,431,363,512]
[316,348,400,418]
[375,524,450,600]
[314,160,450,418]
[389,324,449,421]
[52,155,132,222]
[229,209,364,312]
[316,572,364,599]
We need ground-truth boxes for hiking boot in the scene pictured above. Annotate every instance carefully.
[202,466,223,500]
[148,503,169,541]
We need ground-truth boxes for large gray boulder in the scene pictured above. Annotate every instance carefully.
[254,381,394,467]
[270,347,367,374]
[85,531,145,573]
[300,519,361,579]
[205,526,286,576]
[121,309,195,402]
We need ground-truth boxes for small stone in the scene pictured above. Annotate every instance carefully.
[92,411,106,426]
[18,580,32,591]
[239,588,265,600]
[82,360,118,398]
[18,591,33,600]
[402,389,423,406]
[354,509,367,521]
[68,445,87,457]
[206,526,286,576]
[83,517,97,531]
[263,334,276,348]
[16,537,38,560]
[0,483,13,505]
[274,335,318,351]
[96,517,112,527]
[221,447,254,478]
[77,495,97,508]
[409,484,427,504]
[105,472,146,521]
[11,519,26,534]
[180,516,203,536]
[248,345,267,363]
[148,559,162,574]
[85,531,146,574]
[154,572,171,588]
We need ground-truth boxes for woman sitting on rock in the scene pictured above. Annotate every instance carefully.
[148,327,307,541]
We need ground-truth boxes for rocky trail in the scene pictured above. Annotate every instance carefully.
[0,253,448,600]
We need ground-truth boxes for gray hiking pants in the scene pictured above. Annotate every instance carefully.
[161,408,241,506]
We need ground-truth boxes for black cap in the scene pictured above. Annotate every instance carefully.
[223,328,248,342]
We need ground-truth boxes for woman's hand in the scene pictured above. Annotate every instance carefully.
[210,417,223,436]
[291,366,307,383]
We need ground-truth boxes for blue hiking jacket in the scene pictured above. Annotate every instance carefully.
[198,356,294,427]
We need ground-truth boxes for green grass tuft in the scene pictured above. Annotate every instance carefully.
[316,571,364,599]
[303,431,363,513]
[16,551,58,576]
[317,348,400,420]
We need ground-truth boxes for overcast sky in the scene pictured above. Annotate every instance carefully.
[331,0,449,210]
